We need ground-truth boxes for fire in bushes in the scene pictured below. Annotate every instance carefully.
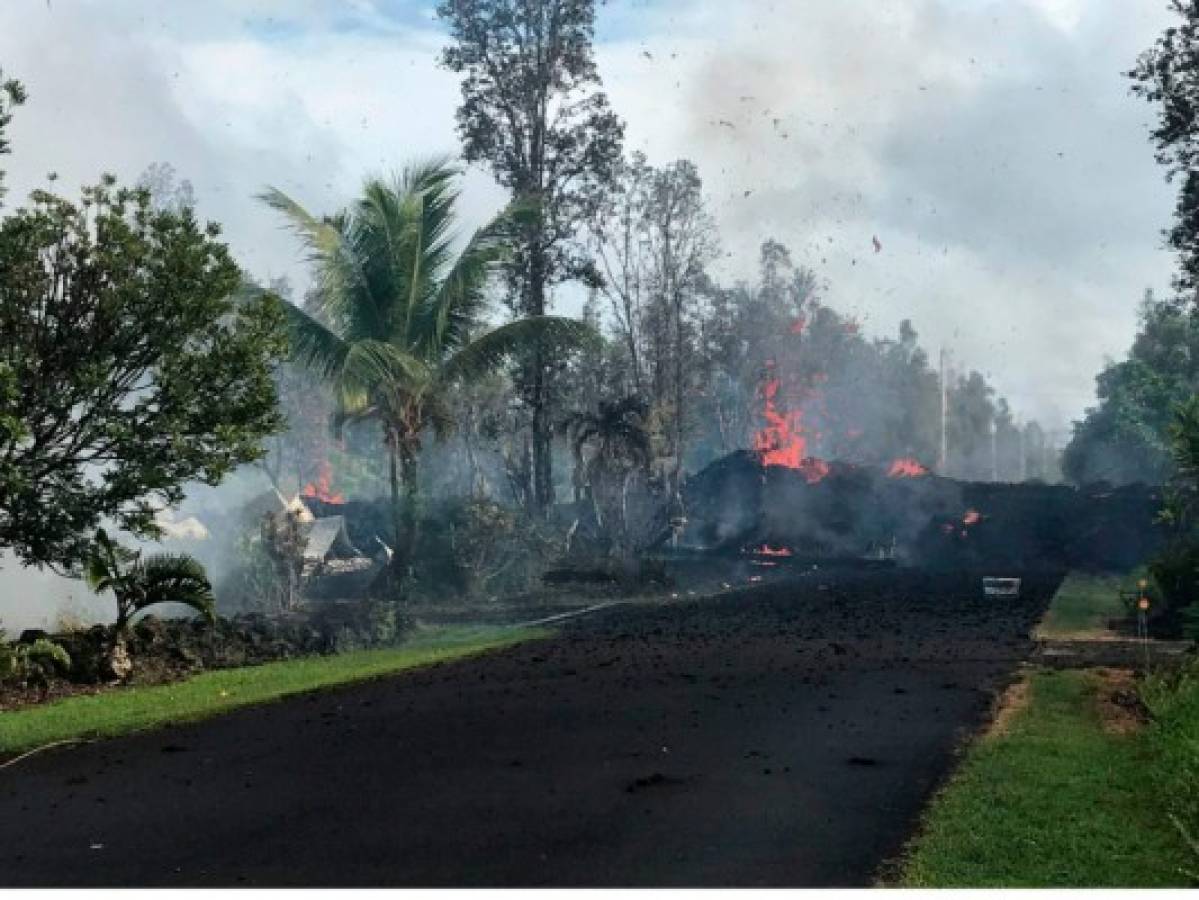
[301,461,345,505]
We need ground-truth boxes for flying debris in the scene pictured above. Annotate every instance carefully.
[642,50,653,60]
[872,235,882,253]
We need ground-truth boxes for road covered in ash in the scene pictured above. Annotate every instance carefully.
[0,567,1061,887]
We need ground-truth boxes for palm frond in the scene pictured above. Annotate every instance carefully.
[386,161,460,345]
[440,316,601,386]
[421,200,532,355]
[259,187,381,338]
[83,528,134,592]
[282,299,350,379]
[336,340,431,412]
[330,403,380,440]
[258,187,346,283]
[135,553,216,622]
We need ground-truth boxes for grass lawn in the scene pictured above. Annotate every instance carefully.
[900,668,1195,887]
[1035,571,1134,639]
[0,624,549,757]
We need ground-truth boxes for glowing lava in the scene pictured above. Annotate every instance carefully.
[301,461,346,504]
[755,544,793,557]
[962,508,981,526]
[753,372,831,483]
[887,457,929,478]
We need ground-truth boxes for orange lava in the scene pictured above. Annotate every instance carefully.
[753,376,831,482]
[301,461,346,504]
[887,457,929,478]
[962,508,981,526]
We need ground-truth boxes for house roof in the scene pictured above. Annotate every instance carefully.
[302,515,363,562]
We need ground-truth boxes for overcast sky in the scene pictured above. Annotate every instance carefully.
[0,0,1180,438]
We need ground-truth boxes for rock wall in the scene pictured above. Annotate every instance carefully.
[10,600,413,687]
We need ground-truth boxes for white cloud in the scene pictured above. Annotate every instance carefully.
[0,0,1181,436]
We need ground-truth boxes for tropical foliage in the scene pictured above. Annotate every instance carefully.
[1064,293,1199,486]
[83,529,217,636]
[566,395,662,568]
[261,159,596,591]
[0,631,71,689]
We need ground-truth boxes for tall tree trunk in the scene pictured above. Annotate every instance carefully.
[673,290,685,500]
[387,432,405,590]
[529,238,554,517]
[399,444,419,581]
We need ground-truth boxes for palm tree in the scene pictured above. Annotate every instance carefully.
[84,528,216,677]
[565,396,658,573]
[261,160,595,592]
[567,396,653,491]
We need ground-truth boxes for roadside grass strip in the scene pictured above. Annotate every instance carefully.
[900,668,1195,887]
[1035,571,1132,639]
[0,624,549,757]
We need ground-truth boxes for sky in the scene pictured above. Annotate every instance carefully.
[0,0,1181,444]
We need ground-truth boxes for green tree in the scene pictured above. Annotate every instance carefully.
[1063,292,1197,485]
[0,67,25,206]
[1149,396,1199,636]
[1162,394,1199,528]
[437,0,625,516]
[0,175,287,571]
[1130,1,1199,302]
[261,160,595,592]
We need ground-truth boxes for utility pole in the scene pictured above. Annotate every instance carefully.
[989,419,998,482]
[938,347,948,475]
[1019,424,1027,482]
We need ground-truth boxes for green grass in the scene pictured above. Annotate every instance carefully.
[0,624,549,756]
[900,669,1194,887]
[1036,571,1133,638]
[1141,660,1199,876]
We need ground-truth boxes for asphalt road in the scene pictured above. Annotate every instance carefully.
[0,567,1059,886]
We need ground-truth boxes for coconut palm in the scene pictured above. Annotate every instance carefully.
[260,160,595,591]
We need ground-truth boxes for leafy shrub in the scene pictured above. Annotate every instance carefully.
[0,631,72,688]
[215,531,286,614]
[1150,540,1199,611]
[1147,539,1199,637]
[411,497,562,602]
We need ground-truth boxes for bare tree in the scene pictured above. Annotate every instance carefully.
[642,160,719,495]
[586,151,653,395]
